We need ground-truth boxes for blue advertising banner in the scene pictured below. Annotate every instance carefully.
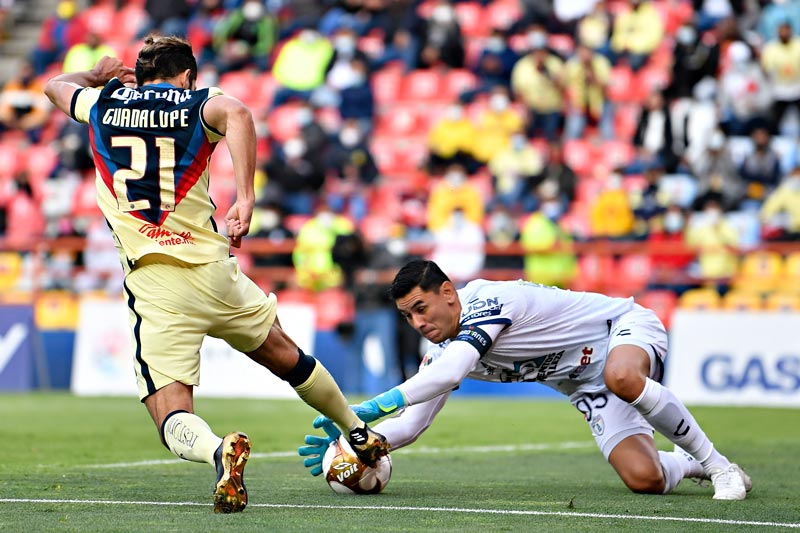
[0,305,36,391]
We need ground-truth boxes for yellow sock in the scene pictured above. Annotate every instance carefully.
[162,411,222,466]
[294,362,364,431]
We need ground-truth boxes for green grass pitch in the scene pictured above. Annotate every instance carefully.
[0,393,798,532]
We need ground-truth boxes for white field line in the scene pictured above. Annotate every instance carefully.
[0,499,797,529]
[78,441,596,469]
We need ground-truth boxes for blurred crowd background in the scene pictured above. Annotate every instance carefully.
[0,0,799,333]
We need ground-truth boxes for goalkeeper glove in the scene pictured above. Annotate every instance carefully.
[298,417,341,476]
[351,387,406,423]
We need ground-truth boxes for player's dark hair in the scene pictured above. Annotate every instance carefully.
[389,260,451,300]
[135,35,197,87]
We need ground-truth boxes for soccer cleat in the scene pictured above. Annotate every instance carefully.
[213,432,251,513]
[347,424,389,467]
[674,447,752,494]
[709,463,749,500]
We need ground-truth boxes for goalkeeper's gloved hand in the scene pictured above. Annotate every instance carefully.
[352,388,407,423]
[297,417,341,476]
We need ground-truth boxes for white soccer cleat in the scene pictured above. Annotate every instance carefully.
[709,464,749,500]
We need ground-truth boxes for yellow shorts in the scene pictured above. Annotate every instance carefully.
[123,254,277,400]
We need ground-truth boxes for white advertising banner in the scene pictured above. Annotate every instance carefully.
[666,311,800,407]
[71,298,315,399]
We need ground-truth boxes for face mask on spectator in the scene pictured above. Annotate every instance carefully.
[299,30,319,44]
[676,25,696,46]
[511,134,526,151]
[705,207,722,224]
[431,5,455,24]
[527,31,547,50]
[486,37,505,53]
[260,210,280,230]
[445,170,466,187]
[446,105,463,120]
[242,1,264,21]
[340,127,361,147]
[334,36,356,56]
[489,93,509,111]
[296,108,313,126]
[663,212,684,233]
[541,201,561,221]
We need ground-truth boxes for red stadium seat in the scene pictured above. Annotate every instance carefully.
[606,65,637,103]
[485,0,522,31]
[399,69,444,102]
[573,254,615,293]
[315,288,355,330]
[613,254,653,294]
[0,139,22,179]
[442,69,478,99]
[455,2,489,38]
[371,66,404,105]
[613,104,640,141]
[638,289,678,328]
[81,3,116,40]
[548,34,575,57]
[635,65,672,102]
[563,139,596,177]
[25,145,58,182]
[267,104,302,143]
[599,140,635,170]
[374,104,420,136]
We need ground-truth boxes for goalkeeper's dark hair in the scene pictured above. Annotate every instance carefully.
[389,260,451,300]
[135,35,197,87]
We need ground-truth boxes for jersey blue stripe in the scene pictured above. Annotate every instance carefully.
[461,318,512,327]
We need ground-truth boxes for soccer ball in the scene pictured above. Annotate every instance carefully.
[322,435,392,494]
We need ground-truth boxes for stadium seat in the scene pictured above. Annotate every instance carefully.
[111,3,147,45]
[599,139,635,170]
[254,72,278,112]
[314,287,355,331]
[0,251,23,293]
[613,254,653,295]
[765,291,800,312]
[218,70,260,110]
[638,289,678,329]
[573,254,615,293]
[267,104,302,143]
[733,250,783,294]
[548,34,575,57]
[359,214,397,244]
[374,105,420,136]
[606,65,637,103]
[454,2,489,38]
[634,65,671,102]
[442,69,478,99]
[782,251,800,293]
[371,66,404,105]
[81,3,116,40]
[678,287,721,310]
[721,290,764,311]
[614,104,640,141]
[399,69,444,103]
[563,139,596,177]
[485,0,522,30]
[34,290,79,330]
[358,33,385,58]
[25,144,58,183]
[0,139,22,179]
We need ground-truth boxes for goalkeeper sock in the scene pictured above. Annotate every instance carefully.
[291,353,363,432]
[631,378,719,466]
[658,450,701,494]
[161,410,222,466]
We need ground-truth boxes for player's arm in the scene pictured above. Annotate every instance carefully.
[373,392,451,451]
[44,56,135,118]
[201,94,256,248]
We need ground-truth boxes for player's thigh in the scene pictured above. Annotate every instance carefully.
[571,387,654,460]
[205,256,277,353]
[607,306,668,382]
[124,262,209,401]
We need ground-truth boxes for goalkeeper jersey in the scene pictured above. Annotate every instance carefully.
[71,78,228,273]
[424,279,636,396]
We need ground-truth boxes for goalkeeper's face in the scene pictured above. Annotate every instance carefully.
[395,283,461,344]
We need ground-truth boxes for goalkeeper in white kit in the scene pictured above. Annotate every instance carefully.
[299,260,752,500]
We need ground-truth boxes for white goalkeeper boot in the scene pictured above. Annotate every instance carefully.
[708,463,752,500]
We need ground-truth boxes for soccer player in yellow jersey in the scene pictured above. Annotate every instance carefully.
[44,35,387,513]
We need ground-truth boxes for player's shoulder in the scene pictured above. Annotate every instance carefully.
[458,279,519,325]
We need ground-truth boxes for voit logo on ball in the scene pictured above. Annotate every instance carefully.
[332,461,360,482]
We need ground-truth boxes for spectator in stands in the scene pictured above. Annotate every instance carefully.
[757,0,800,43]
[739,126,782,209]
[665,22,720,103]
[416,0,465,69]
[370,3,421,71]
[647,203,695,290]
[676,78,719,165]
[632,164,668,237]
[187,0,227,66]
[426,163,484,233]
[29,0,85,74]
[483,203,523,271]
[472,85,525,165]
[718,41,772,136]
[488,132,543,213]
[535,140,577,212]
[761,22,800,135]
[251,202,295,269]
[689,130,746,211]
[694,0,734,32]
[608,0,664,72]
[319,27,372,111]
[459,28,520,104]
[323,120,378,221]
[760,165,800,241]
[62,30,116,73]
[551,0,596,36]
[338,57,374,132]
[53,119,93,175]
[295,102,330,161]
[292,204,355,292]
[520,184,577,288]
[431,208,486,288]
[318,0,379,37]
[4,169,45,247]
[511,28,565,141]
[212,0,278,73]
[425,102,479,175]
[576,0,610,52]
[271,27,334,108]
[589,172,635,240]
[138,0,192,38]
[627,91,678,174]
[262,136,325,215]
[686,197,741,288]
[0,60,50,143]
[564,43,614,140]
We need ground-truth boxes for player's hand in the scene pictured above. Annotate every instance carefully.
[225,200,253,248]
[352,388,407,423]
[91,56,135,86]
[297,418,341,476]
